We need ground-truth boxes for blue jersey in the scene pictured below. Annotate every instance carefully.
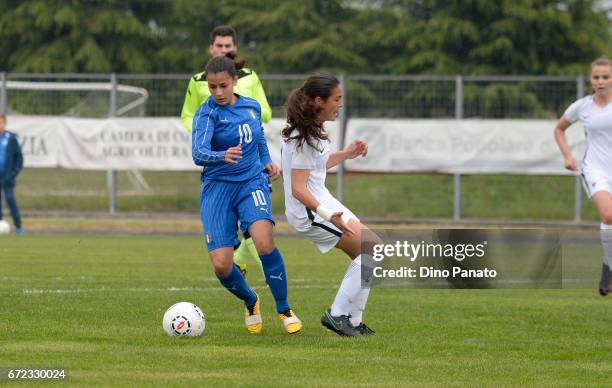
[0,132,8,174]
[192,95,272,182]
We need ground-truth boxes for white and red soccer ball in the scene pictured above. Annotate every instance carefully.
[162,302,206,337]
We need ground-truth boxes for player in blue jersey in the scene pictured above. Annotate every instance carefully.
[192,55,301,334]
[182,25,272,280]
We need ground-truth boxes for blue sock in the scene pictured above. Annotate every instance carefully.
[216,264,257,306]
[259,247,289,313]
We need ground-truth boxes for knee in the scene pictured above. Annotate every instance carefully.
[4,189,15,201]
[361,228,383,254]
[253,239,275,255]
[601,208,612,225]
[213,262,233,277]
[209,255,233,277]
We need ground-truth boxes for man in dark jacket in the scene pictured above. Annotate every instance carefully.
[0,114,23,234]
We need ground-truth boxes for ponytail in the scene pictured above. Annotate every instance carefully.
[282,73,339,151]
[224,52,246,71]
[282,88,328,151]
[205,53,246,78]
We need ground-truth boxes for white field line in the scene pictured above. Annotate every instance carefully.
[12,279,590,296]
[15,284,335,296]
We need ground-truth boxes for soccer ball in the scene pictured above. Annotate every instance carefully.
[162,302,206,337]
[0,220,10,235]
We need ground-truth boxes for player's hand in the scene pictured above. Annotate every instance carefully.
[224,145,242,164]
[564,154,577,171]
[345,140,368,159]
[265,162,281,181]
[330,212,355,236]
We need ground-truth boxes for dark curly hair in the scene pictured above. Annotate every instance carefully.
[282,73,340,151]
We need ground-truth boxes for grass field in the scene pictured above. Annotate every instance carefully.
[0,234,610,386]
[14,168,601,221]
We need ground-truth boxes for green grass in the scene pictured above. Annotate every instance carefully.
[0,234,610,386]
[14,168,600,221]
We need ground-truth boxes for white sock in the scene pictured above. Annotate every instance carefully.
[349,287,370,326]
[330,256,362,317]
[349,253,375,326]
[601,223,612,268]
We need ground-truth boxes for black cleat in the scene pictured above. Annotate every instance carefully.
[355,322,376,336]
[599,264,611,296]
[320,309,362,337]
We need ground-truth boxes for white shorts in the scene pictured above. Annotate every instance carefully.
[294,198,360,253]
[581,167,612,198]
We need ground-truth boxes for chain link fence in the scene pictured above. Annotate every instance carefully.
[2,73,586,119]
[0,72,596,222]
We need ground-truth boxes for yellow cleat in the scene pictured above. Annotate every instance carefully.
[236,261,248,280]
[245,294,262,334]
[278,309,302,334]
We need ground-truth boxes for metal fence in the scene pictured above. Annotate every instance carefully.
[1,72,585,119]
[0,72,589,221]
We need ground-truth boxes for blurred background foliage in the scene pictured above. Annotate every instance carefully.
[0,0,609,75]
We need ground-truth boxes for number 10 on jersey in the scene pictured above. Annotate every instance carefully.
[238,123,252,144]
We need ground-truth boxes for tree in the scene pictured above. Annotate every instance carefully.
[0,0,609,75]
[0,0,166,72]
[376,0,611,75]
[222,0,368,73]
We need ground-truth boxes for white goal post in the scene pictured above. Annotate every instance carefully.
[5,81,149,116]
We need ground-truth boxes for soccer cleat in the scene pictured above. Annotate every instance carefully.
[245,294,262,334]
[599,264,611,296]
[354,322,376,336]
[15,227,24,236]
[320,309,362,337]
[236,262,248,280]
[278,309,302,334]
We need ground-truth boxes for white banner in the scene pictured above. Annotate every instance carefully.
[58,117,193,170]
[10,116,194,170]
[8,116,582,175]
[8,116,339,171]
[9,116,63,167]
[345,119,585,175]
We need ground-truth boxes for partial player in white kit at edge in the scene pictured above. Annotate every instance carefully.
[554,57,612,296]
[281,73,381,336]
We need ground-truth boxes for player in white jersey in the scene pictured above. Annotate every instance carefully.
[554,57,612,296]
[281,74,380,336]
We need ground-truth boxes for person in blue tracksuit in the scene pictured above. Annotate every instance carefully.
[192,55,301,334]
[0,114,23,235]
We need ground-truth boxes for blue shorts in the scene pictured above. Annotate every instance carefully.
[200,174,274,251]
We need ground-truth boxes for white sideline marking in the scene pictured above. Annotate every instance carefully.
[15,280,589,296]
[16,284,334,296]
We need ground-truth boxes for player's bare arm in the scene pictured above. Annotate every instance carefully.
[326,140,368,169]
[291,168,354,235]
[553,116,576,171]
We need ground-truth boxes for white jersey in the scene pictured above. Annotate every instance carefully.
[564,95,612,174]
[281,130,336,231]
